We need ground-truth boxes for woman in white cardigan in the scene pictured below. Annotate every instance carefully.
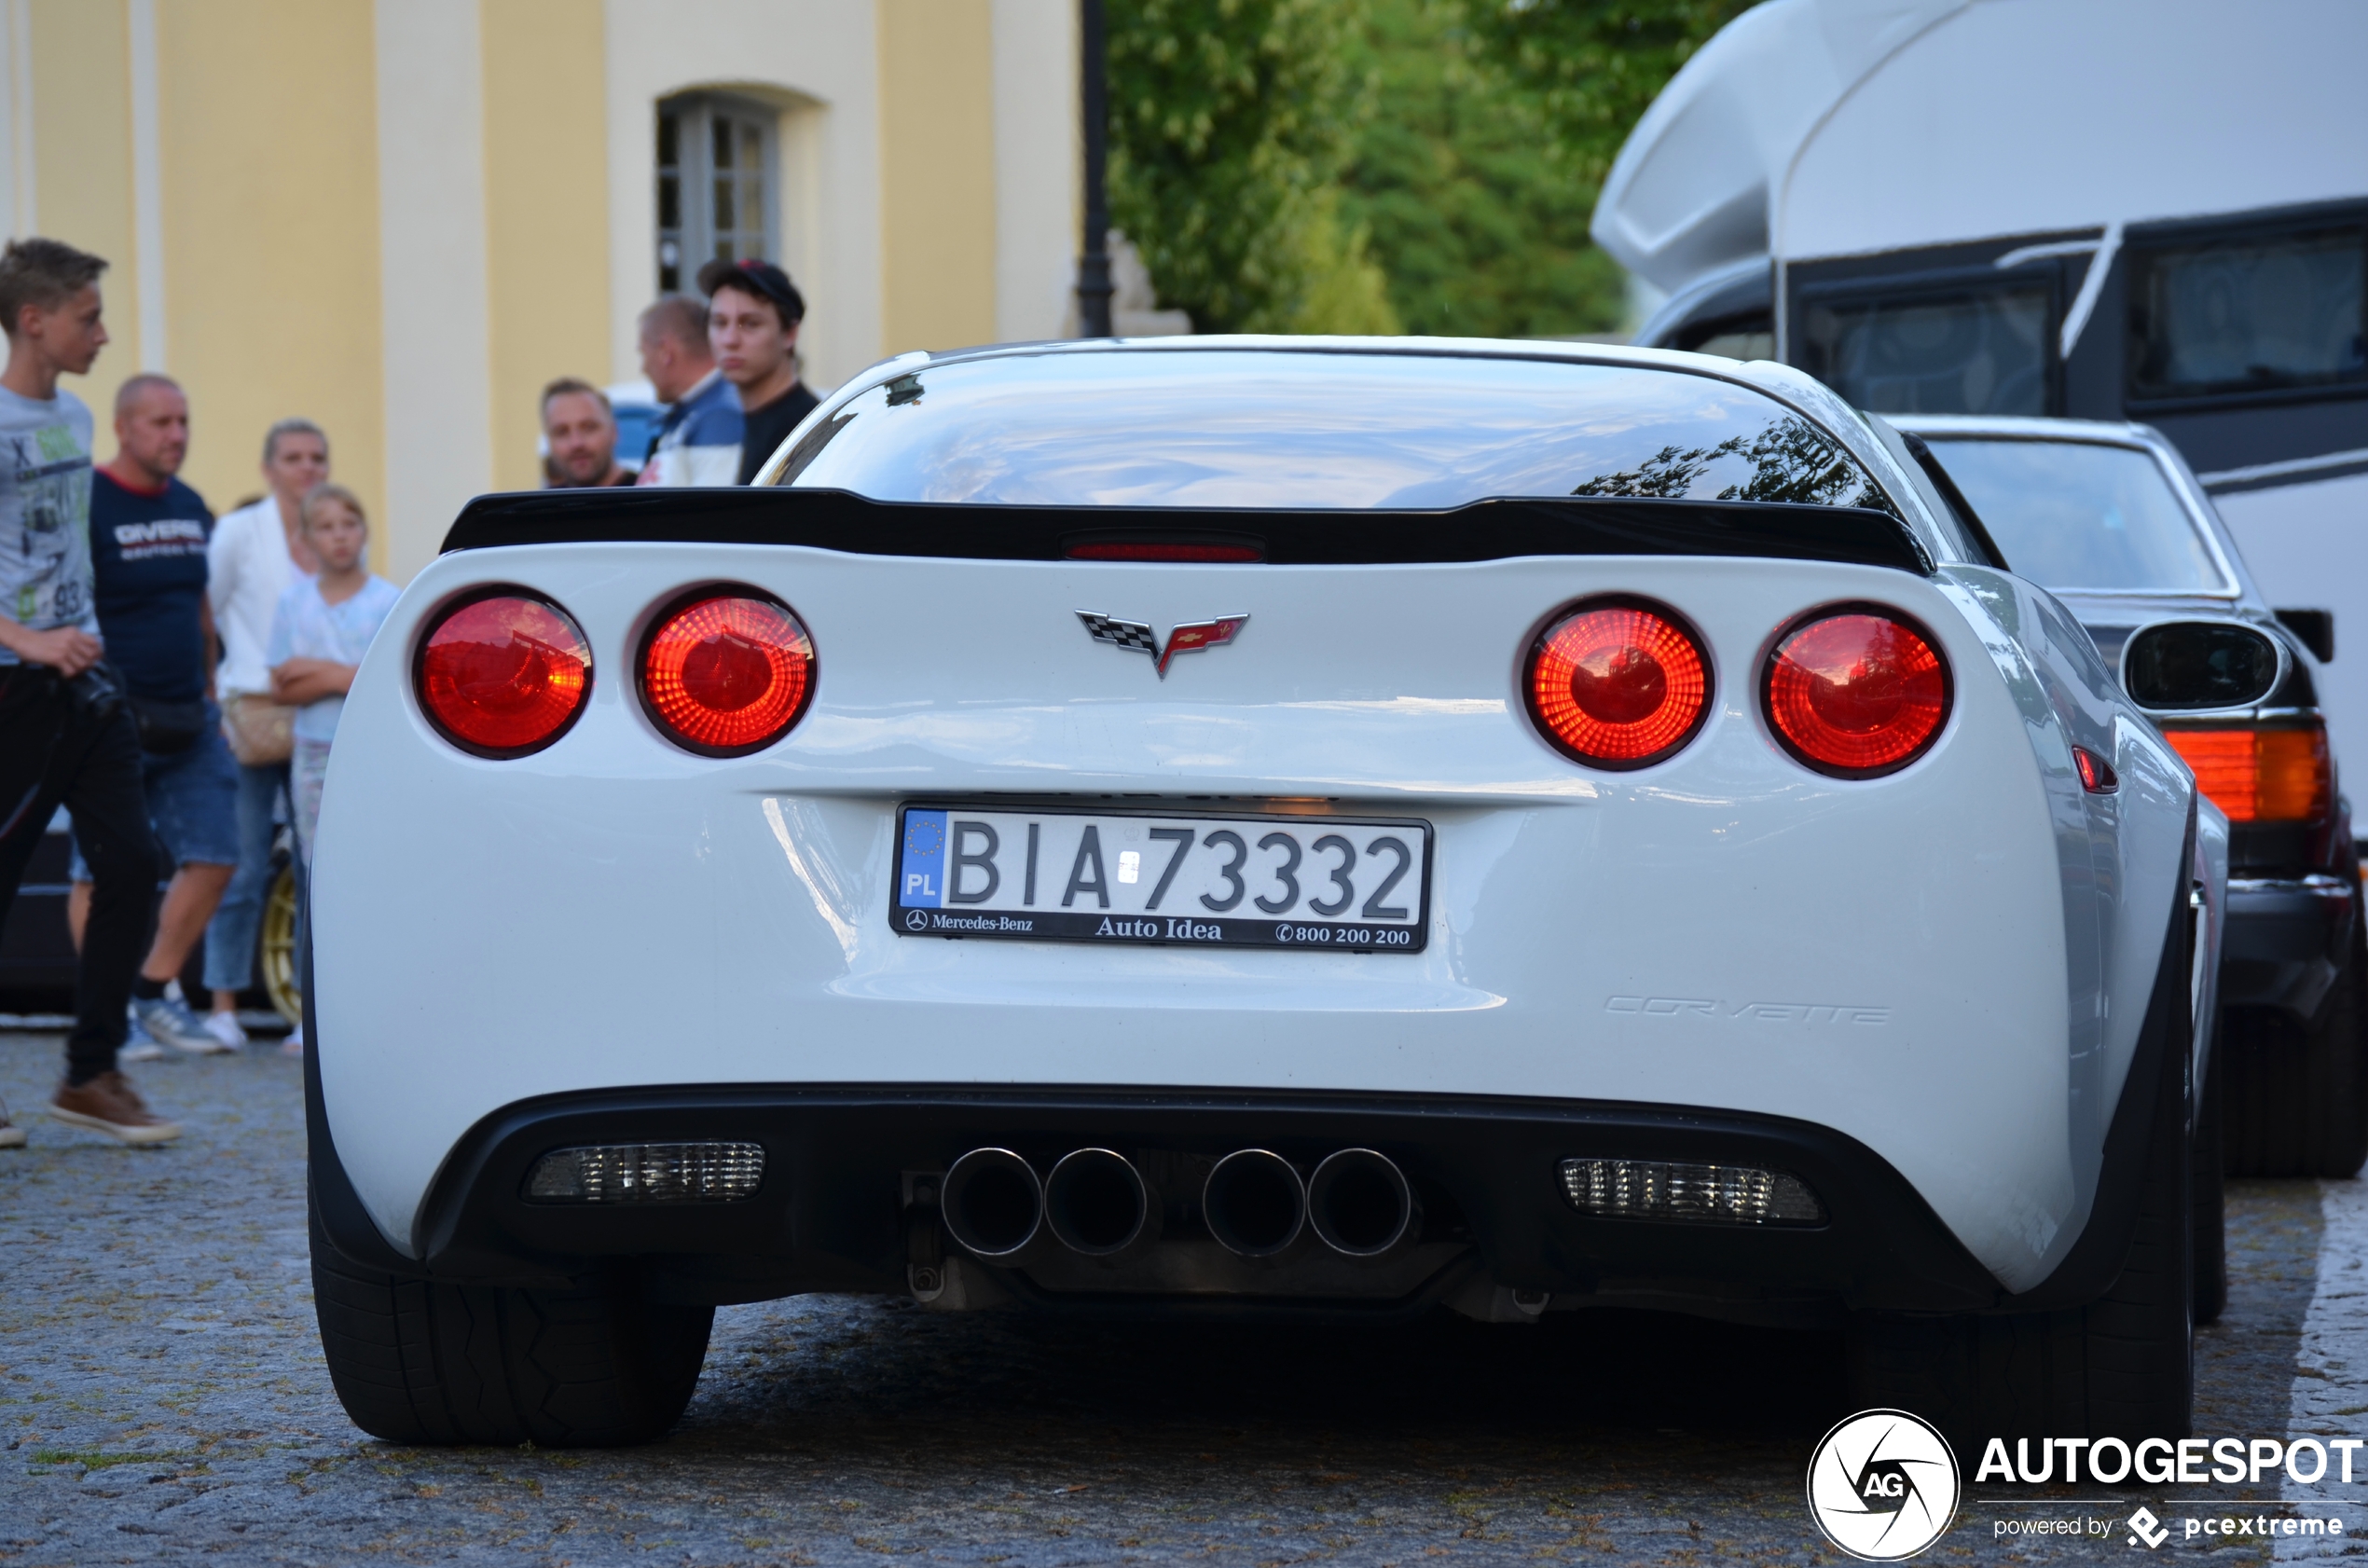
[200,419,322,1043]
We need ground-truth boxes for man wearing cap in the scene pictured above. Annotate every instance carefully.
[696,258,819,485]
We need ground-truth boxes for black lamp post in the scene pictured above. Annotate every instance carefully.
[1077,0,1114,337]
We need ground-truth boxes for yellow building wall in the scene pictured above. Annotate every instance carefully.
[482,0,612,493]
[28,1,140,427]
[876,0,998,354]
[156,0,386,567]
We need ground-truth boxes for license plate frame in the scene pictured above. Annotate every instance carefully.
[890,803,1434,953]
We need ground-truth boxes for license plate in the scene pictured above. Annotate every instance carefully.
[892,805,1432,952]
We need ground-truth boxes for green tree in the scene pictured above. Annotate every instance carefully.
[1464,0,1752,188]
[1107,0,1751,337]
[1107,0,1398,334]
[1336,0,1627,337]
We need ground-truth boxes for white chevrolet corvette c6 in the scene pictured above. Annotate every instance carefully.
[305,339,2228,1451]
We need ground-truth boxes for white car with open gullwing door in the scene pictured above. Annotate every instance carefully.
[304,338,2226,1451]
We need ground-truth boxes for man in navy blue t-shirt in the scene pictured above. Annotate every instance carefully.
[67,372,241,1056]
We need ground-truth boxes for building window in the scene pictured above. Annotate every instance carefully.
[1798,282,2055,417]
[656,94,776,294]
[2127,222,2368,404]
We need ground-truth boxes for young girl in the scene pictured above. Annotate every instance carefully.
[267,484,399,1049]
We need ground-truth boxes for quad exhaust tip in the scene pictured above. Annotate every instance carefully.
[1203,1148,1308,1258]
[1308,1148,1417,1257]
[941,1147,1043,1258]
[940,1144,1418,1260]
[1044,1147,1150,1255]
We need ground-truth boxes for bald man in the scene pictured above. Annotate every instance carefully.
[68,372,239,1059]
[635,295,740,487]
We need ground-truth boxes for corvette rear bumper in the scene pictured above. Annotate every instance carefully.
[310,1080,1992,1317]
[305,1063,2175,1325]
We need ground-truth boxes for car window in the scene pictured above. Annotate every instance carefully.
[1919,437,2228,593]
[1674,310,1774,363]
[1862,417,2000,567]
[778,350,1895,515]
[1798,285,2051,417]
[2127,225,2367,402]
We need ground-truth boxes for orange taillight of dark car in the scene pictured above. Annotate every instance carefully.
[2161,723,2332,823]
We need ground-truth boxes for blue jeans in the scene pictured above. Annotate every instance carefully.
[203,758,286,996]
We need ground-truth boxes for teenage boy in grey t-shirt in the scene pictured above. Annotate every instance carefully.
[0,376,94,638]
[0,238,179,1146]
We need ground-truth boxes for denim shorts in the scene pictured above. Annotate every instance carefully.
[69,703,241,879]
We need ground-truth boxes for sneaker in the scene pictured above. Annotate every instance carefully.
[0,1098,22,1149]
[202,1011,249,1050]
[120,1008,165,1064]
[133,993,234,1055]
[50,1072,182,1145]
[280,1024,305,1058]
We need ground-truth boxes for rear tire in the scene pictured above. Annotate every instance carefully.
[1848,1007,2193,1451]
[2223,915,2368,1177]
[309,1196,713,1446]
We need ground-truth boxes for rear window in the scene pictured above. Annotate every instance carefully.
[1919,437,2229,594]
[778,350,1893,514]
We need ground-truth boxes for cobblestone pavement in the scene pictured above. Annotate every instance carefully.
[2,1030,2362,1566]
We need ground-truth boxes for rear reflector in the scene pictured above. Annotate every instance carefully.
[415,591,592,758]
[2161,723,2332,823]
[526,1142,764,1204]
[1763,608,1949,777]
[1558,1157,1824,1226]
[1525,598,1711,769]
[2073,745,2119,793]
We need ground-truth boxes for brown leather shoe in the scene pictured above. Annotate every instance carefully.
[51,1071,182,1146]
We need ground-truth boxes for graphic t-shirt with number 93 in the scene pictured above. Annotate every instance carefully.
[0,382,96,666]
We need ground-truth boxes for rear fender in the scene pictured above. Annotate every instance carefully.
[1936,566,2192,1266]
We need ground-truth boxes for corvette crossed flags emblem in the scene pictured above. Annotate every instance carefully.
[1077,611,1249,678]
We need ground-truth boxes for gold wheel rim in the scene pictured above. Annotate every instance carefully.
[262,866,302,1025]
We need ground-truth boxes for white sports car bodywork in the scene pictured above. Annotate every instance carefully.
[305,339,2224,1448]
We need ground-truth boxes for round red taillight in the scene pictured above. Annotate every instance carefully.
[1524,599,1712,769]
[639,591,816,756]
[415,591,592,758]
[1763,609,1951,777]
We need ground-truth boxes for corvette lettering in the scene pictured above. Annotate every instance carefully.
[1604,996,1891,1025]
[1077,610,1249,677]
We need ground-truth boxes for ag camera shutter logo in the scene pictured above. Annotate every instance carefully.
[1806,1409,1962,1560]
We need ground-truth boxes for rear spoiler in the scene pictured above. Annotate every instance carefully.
[440,488,1932,574]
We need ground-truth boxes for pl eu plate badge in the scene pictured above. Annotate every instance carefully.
[901,811,947,928]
